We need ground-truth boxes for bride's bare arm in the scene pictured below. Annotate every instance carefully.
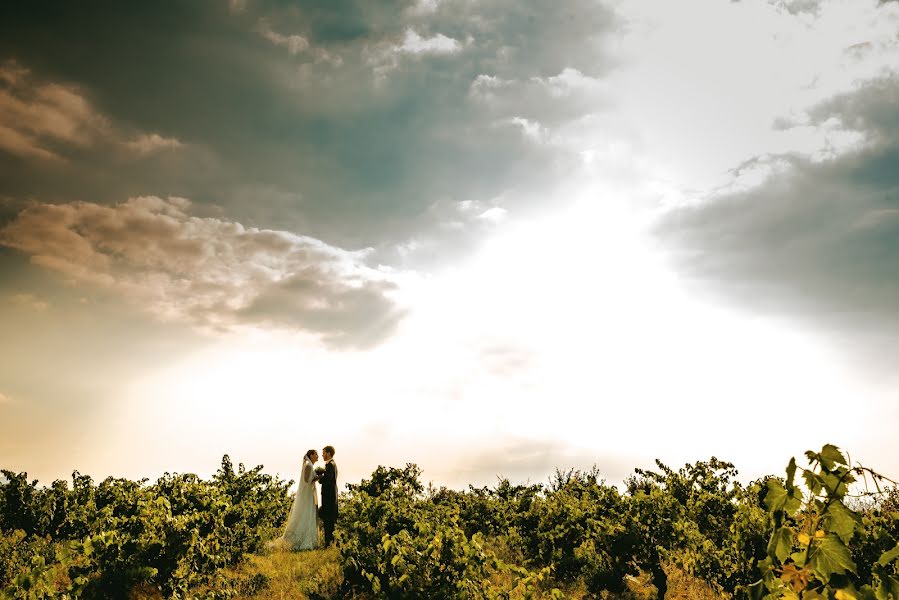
[303,463,314,483]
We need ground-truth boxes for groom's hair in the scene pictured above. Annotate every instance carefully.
[305,449,317,459]
[323,445,335,456]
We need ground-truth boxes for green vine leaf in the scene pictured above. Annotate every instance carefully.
[765,479,802,517]
[768,527,793,562]
[786,458,798,488]
[877,544,899,567]
[825,501,862,544]
[809,535,857,581]
[819,445,849,471]
[873,566,899,600]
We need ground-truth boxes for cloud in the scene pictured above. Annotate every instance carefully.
[468,67,610,134]
[0,60,183,161]
[533,67,606,99]
[256,19,309,55]
[503,116,545,142]
[657,74,899,370]
[8,293,49,312]
[0,1,617,262]
[255,19,342,66]
[373,194,511,268]
[124,133,183,154]
[769,0,823,15]
[363,28,463,81]
[0,61,110,159]
[0,197,406,348]
[0,392,11,405]
[397,29,461,55]
[0,124,60,161]
[467,74,512,99]
[406,0,443,16]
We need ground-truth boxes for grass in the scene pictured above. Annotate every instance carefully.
[224,545,342,599]
[128,535,727,599]
[128,545,343,600]
[211,545,726,600]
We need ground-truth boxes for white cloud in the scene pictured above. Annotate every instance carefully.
[398,29,461,55]
[467,74,514,102]
[124,133,183,154]
[257,19,309,55]
[532,67,605,99]
[364,29,462,81]
[466,68,610,149]
[477,206,508,223]
[0,197,406,348]
[503,116,545,142]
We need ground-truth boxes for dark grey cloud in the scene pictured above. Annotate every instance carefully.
[657,75,899,375]
[0,0,617,259]
[238,272,405,349]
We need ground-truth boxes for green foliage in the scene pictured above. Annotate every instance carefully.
[516,467,632,588]
[2,446,896,600]
[338,465,561,599]
[346,464,425,498]
[1,456,291,599]
[626,458,770,596]
[430,478,542,540]
[749,444,899,599]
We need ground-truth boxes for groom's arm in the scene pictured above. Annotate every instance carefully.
[321,462,336,487]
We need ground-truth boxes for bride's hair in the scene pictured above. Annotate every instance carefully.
[305,449,317,460]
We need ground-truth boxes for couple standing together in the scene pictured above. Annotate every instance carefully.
[277,445,338,550]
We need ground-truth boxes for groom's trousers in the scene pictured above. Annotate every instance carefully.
[323,515,335,546]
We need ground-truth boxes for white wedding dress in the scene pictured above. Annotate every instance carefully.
[277,456,319,550]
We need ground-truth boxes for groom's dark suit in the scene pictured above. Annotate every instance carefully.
[319,459,338,546]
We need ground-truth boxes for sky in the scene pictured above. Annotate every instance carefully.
[1,0,898,491]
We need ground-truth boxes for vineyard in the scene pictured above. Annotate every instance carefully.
[2,445,898,599]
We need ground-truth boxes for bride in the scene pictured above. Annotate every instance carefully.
[274,449,321,550]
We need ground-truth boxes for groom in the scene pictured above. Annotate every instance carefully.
[318,445,338,546]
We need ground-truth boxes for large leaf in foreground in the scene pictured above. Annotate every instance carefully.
[766,478,802,516]
[809,535,856,581]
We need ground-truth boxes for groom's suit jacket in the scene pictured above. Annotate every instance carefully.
[319,460,338,519]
